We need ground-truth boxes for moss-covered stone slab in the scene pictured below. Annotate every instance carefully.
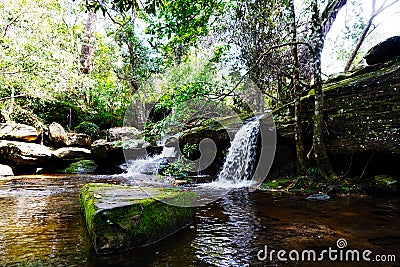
[273,57,400,155]
[80,183,196,254]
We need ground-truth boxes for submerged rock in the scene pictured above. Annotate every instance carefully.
[306,193,330,201]
[0,122,39,142]
[58,159,97,174]
[80,183,196,254]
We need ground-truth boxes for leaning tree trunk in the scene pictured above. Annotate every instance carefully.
[80,10,97,74]
[311,0,338,180]
[289,0,307,175]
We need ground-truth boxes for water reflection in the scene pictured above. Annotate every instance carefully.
[193,189,262,266]
[0,175,125,266]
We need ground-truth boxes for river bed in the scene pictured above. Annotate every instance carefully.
[0,175,398,266]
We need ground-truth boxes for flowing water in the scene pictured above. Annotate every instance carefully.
[0,174,399,266]
[209,119,260,189]
[126,119,263,206]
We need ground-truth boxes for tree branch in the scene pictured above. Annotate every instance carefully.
[217,42,314,100]
[0,94,26,101]
[344,0,399,71]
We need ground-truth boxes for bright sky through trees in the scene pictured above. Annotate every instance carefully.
[322,0,400,75]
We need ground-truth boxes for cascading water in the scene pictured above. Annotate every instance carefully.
[207,118,260,188]
[126,146,177,176]
[125,119,260,187]
[125,117,263,205]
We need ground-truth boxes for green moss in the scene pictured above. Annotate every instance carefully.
[61,160,97,174]
[261,178,294,190]
[80,184,99,233]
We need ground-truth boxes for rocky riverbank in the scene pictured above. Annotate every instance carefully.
[0,121,152,176]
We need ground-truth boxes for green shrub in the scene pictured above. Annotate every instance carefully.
[161,158,194,177]
[75,121,100,139]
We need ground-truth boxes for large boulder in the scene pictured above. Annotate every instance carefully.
[0,164,13,177]
[80,183,196,254]
[0,122,39,142]
[177,115,248,176]
[0,140,52,172]
[107,127,142,142]
[48,122,68,147]
[273,58,400,177]
[52,147,91,162]
[91,138,150,173]
[364,36,400,65]
[66,133,91,147]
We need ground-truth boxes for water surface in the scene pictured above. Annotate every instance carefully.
[0,175,398,266]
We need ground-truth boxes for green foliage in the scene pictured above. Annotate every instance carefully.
[161,158,194,177]
[75,121,100,139]
[182,143,198,159]
[306,167,324,179]
[147,0,225,62]
[113,22,163,90]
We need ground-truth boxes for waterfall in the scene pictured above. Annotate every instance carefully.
[210,119,260,187]
[126,118,261,190]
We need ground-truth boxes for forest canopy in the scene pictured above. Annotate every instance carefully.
[0,0,398,133]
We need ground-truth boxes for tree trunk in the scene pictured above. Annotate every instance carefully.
[80,10,97,74]
[311,0,338,180]
[8,87,15,115]
[289,0,307,175]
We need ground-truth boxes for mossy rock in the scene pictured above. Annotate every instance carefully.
[261,177,296,191]
[80,183,196,254]
[262,178,293,189]
[367,175,398,193]
[59,160,97,174]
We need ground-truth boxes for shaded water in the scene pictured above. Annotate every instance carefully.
[0,175,399,266]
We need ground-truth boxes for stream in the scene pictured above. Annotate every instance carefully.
[0,174,398,266]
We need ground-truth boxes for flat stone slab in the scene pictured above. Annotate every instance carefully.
[80,183,196,254]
